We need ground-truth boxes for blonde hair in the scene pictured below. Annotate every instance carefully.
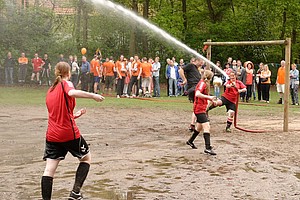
[202,70,213,93]
[50,62,70,91]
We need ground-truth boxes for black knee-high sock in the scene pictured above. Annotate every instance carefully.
[226,121,232,129]
[203,132,211,150]
[41,176,53,200]
[72,162,90,193]
[188,130,199,143]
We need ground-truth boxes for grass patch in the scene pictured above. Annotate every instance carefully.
[0,85,298,116]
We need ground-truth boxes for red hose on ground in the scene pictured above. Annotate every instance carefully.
[234,95,267,133]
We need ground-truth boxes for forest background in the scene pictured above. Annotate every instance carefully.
[0,0,300,83]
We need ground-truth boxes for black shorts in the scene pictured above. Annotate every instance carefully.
[195,113,209,123]
[220,96,236,112]
[43,136,89,160]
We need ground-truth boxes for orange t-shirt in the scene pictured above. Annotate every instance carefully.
[103,61,115,76]
[18,57,28,64]
[116,60,127,77]
[277,66,285,84]
[141,62,152,78]
[131,61,141,76]
[90,59,100,76]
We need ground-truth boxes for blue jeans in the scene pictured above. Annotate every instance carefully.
[5,67,13,85]
[168,78,177,96]
[214,86,220,98]
[153,76,160,97]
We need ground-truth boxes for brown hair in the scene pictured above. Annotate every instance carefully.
[50,62,70,92]
[202,70,213,93]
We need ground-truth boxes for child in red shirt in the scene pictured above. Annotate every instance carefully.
[186,70,216,155]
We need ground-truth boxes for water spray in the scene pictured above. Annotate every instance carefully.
[88,0,228,79]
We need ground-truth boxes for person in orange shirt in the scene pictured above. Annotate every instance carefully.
[18,52,28,83]
[115,55,127,98]
[90,55,101,94]
[103,57,115,94]
[139,57,152,97]
[245,61,254,103]
[127,55,141,97]
[276,60,285,104]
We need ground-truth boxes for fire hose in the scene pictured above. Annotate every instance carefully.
[234,94,267,133]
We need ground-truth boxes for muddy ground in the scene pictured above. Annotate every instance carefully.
[0,103,299,200]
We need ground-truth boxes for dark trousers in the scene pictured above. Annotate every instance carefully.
[71,74,79,88]
[127,76,139,96]
[18,65,27,82]
[117,76,125,96]
[81,73,89,91]
[246,85,252,101]
[261,84,270,101]
[257,83,262,100]
[290,84,299,104]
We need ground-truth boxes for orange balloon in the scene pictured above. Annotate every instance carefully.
[81,48,87,55]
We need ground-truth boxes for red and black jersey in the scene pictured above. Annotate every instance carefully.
[45,80,80,142]
[193,80,208,114]
[222,80,246,103]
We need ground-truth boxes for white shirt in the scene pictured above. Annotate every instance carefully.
[152,62,161,77]
[170,66,176,79]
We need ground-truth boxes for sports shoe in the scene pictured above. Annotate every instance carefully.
[225,127,231,132]
[204,148,217,155]
[186,141,197,149]
[188,124,195,132]
[69,191,83,200]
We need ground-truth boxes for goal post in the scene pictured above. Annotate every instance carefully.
[203,38,292,132]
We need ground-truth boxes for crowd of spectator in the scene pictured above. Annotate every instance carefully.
[0,52,299,105]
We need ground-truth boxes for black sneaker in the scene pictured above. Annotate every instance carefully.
[188,124,195,132]
[204,149,217,155]
[186,141,197,149]
[69,191,83,200]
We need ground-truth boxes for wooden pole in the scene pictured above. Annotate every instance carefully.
[206,39,212,68]
[203,40,286,46]
[283,38,291,132]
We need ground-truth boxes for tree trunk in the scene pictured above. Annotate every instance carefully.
[142,0,150,56]
[129,0,138,56]
[182,0,187,41]
[206,0,216,23]
[82,1,88,48]
[280,8,286,57]
[75,0,82,50]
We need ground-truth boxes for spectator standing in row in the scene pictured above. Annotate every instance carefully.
[140,57,152,97]
[236,60,246,101]
[260,64,271,103]
[127,55,141,97]
[276,60,285,104]
[71,56,80,88]
[18,52,28,84]
[31,53,45,85]
[90,55,101,94]
[80,56,90,92]
[4,52,16,85]
[152,56,161,97]
[256,63,264,101]
[41,53,52,86]
[115,55,127,98]
[103,57,115,94]
[245,61,254,102]
[213,61,222,98]
[290,63,299,105]
[166,60,179,97]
